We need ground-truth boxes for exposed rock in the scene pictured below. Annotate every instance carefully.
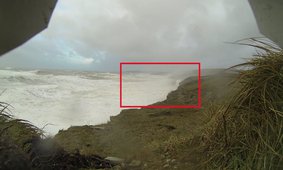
[105,157,124,165]
[129,160,141,167]
[163,164,170,168]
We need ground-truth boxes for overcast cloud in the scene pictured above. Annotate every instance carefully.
[0,0,261,71]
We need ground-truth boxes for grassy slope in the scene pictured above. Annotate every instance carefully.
[55,71,238,169]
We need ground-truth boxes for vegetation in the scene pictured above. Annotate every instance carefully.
[200,39,283,169]
[0,102,114,170]
[0,102,33,169]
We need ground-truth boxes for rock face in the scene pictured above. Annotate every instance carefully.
[129,160,142,167]
[249,0,283,48]
[105,157,124,165]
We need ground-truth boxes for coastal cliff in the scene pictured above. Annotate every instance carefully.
[54,71,237,169]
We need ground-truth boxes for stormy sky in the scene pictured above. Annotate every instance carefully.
[0,0,261,72]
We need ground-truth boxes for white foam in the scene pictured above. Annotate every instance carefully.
[0,69,181,135]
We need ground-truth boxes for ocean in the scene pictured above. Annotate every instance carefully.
[0,69,187,135]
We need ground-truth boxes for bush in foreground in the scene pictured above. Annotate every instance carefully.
[201,39,283,169]
[0,102,113,170]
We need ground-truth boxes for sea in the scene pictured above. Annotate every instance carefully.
[0,69,190,135]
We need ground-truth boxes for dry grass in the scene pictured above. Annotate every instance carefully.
[200,39,283,169]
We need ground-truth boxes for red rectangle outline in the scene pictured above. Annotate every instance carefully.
[120,62,201,109]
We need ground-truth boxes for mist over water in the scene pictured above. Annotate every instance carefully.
[0,69,186,135]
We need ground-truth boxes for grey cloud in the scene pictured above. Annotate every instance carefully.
[1,0,261,71]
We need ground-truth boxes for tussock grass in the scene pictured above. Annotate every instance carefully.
[201,39,283,169]
[0,102,12,119]
[0,101,43,139]
[1,103,114,169]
